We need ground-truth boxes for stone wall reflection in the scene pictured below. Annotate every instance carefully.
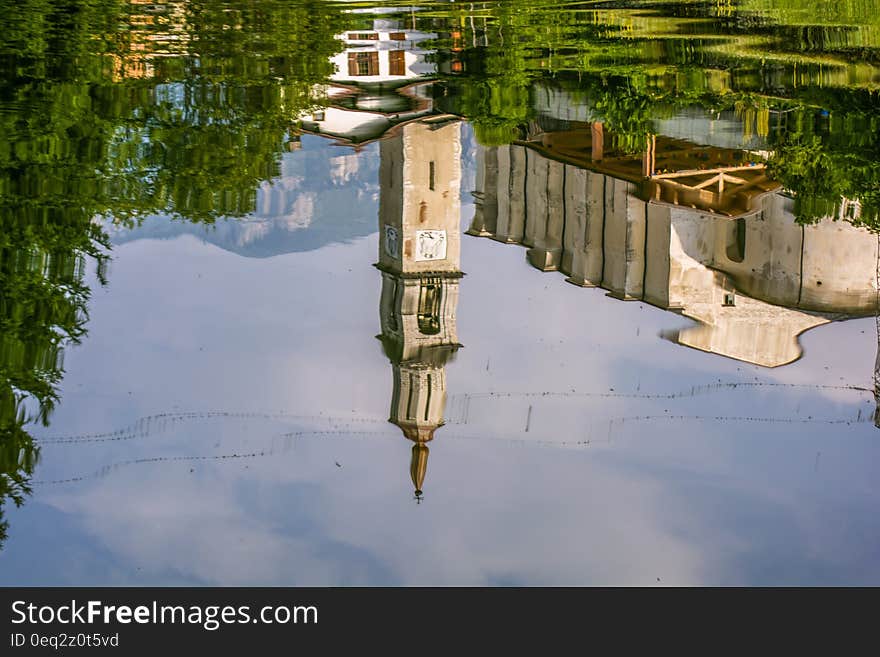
[470,128,879,370]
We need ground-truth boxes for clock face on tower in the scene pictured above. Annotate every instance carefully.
[414,229,447,262]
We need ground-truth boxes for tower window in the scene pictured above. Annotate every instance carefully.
[418,277,443,335]
[386,276,400,333]
[429,161,435,191]
[424,374,433,421]
[406,372,416,420]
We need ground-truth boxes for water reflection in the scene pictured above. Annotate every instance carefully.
[470,130,878,368]
[1,0,880,582]
[0,0,348,549]
[376,118,463,500]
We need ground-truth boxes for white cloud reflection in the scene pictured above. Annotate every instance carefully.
[2,225,877,586]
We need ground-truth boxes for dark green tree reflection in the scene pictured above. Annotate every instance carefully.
[0,0,117,548]
[0,0,346,547]
[431,0,880,224]
[768,102,880,226]
[111,0,344,222]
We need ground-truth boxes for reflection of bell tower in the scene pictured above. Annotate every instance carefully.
[376,117,463,500]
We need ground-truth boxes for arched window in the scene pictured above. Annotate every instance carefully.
[417,277,443,335]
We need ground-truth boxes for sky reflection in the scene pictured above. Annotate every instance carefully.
[1,128,878,585]
[2,0,880,586]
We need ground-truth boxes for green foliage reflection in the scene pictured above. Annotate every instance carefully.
[0,0,346,548]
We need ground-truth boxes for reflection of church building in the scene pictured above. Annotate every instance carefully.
[375,118,463,499]
[470,124,879,368]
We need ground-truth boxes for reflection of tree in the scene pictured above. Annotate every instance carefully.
[0,426,39,549]
[116,0,344,223]
[767,104,880,227]
[434,0,880,223]
[0,0,347,548]
[0,0,119,549]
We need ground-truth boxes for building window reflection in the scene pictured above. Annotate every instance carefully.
[389,50,406,76]
[348,51,379,76]
[418,277,443,335]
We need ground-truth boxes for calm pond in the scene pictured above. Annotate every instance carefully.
[1,0,879,585]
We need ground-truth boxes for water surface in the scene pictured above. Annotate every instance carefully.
[1,0,879,585]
